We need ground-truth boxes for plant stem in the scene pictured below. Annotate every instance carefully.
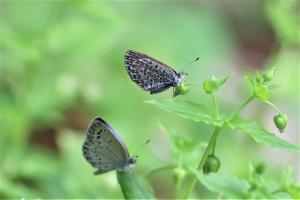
[211,139,216,155]
[263,100,282,114]
[183,126,222,199]
[117,168,155,199]
[229,95,255,120]
[211,93,219,119]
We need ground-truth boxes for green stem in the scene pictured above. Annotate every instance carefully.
[183,126,222,199]
[211,139,216,155]
[175,154,184,199]
[211,93,219,119]
[117,168,155,199]
[229,95,255,120]
[263,100,282,114]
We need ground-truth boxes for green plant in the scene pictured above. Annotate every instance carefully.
[146,67,299,198]
[190,162,300,199]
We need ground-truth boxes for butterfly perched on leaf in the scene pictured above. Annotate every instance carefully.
[82,117,135,175]
[124,50,188,95]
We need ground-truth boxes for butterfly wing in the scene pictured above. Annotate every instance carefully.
[82,117,130,175]
[124,50,180,93]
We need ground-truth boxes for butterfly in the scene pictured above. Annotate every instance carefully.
[124,50,187,94]
[82,117,135,175]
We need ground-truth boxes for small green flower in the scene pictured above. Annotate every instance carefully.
[274,114,288,133]
[203,79,217,94]
[254,85,269,100]
[203,154,221,174]
[203,75,229,94]
[173,83,189,97]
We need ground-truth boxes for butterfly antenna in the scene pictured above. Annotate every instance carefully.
[133,139,150,158]
[181,57,200,71]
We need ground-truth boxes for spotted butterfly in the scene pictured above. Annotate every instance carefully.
[82,117,135,175]
[124,50,186,94]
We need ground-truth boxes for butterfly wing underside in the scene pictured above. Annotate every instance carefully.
[82,117,130,175]
[124,50,180,94]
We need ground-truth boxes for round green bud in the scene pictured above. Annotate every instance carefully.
[262,68,275,82]
[173,83,189,97]
[255,162,265,175]
[203,154,221,174]
[173,167,186,182]
[273,114,288,133]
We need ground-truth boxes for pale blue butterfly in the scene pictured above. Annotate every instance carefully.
[82,117,135,175]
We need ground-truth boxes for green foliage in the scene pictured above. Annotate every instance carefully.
[229,117,298,152]
[147,99,299,152]
[192,164,300,199]
[192,169,250,199]
[146,99,224,126]
[147,64,299,198]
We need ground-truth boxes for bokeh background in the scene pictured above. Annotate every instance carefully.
[0,0,299,199]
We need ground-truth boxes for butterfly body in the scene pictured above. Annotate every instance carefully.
[82,117,135,175]
[124,50,185,94]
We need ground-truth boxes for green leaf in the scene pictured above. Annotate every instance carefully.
[190,169,250,199]
[159,123,206,153]
[229,117,300,152]
[146,99,223,126]
[267,83,282,90]
[117,168,155,199]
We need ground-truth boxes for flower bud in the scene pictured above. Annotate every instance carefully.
[173,167,186,183]
[203,75,229,94]
[203,154,221,174]
[203,79,217,94]
[273,114,288,133]
[173,83,189,97]
[255,162,265,175]
[262,68,275,82]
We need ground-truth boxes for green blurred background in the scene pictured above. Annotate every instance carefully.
[0,0,299,199]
